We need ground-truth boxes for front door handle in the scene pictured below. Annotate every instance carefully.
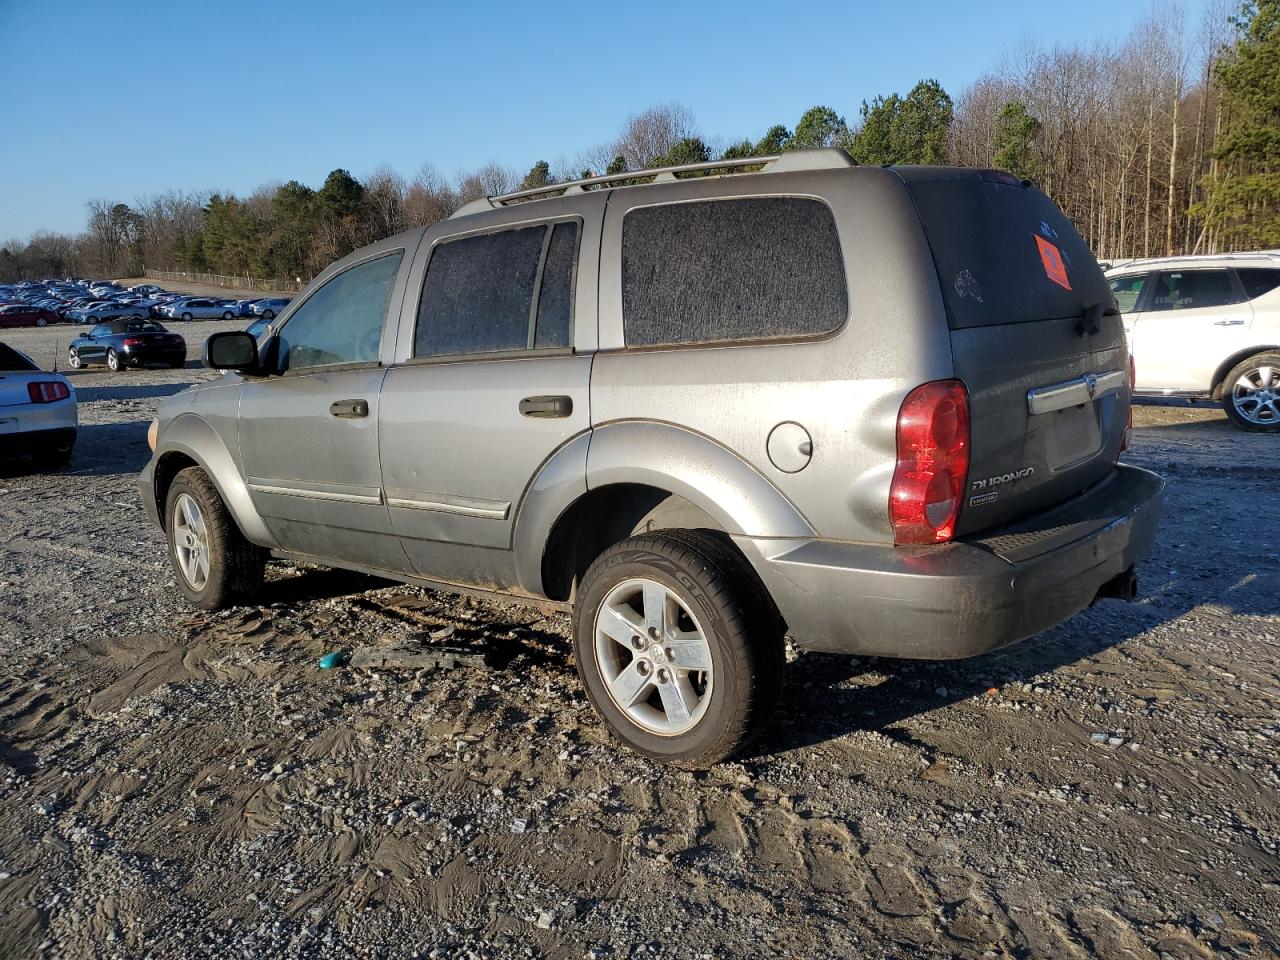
[1213,319,1246,326]
[519,395,572,418]
[329,398,369,419]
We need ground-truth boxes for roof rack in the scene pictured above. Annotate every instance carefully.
[449,147,856,219]
[1107,251,1280,267]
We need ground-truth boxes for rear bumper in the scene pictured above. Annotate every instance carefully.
[738,464,1164,659]
[0,426,76,456]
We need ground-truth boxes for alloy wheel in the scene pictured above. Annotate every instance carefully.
[1231,364,1280,426]
[172,493,210,590]
[593,577,713,736]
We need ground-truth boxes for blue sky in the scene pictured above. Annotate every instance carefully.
[1,0,1215,239]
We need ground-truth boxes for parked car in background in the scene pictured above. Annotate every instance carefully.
[1106,253,1280,432]
[162,298,237,321]
[142,151,1163,765]
[75,301,149,322]
[68,319,187,371]
[250,298,291,319]
[0,341,76,468]
[232,299,262,318]
[0,304,59,327]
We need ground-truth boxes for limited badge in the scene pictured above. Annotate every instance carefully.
[1034,234,1072,291]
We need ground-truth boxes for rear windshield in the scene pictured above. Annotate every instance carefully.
[0,343,37,371]
[905,175,1112,329]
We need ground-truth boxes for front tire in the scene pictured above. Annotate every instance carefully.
[222,311,233,321]
[573,530,783,766]
[262,310,275,320]
[106,349,122,371]
[67,349,82,369]
[1222,352,1280,432]
[36,317,47,327]
[181,312,193,322]
[165,467,265,610]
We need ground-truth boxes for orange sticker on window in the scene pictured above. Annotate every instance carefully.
[1035,234,1071,291]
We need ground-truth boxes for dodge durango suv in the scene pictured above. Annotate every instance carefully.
[139,149,1164,765]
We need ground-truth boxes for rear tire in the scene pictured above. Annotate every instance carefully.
[182,312,193,322]
[106,349,122,371]
[262,310,274,320]
[1221,352,1280,433]
[222,311,233,321]
[165,466,265,610]
[573,529,784,766]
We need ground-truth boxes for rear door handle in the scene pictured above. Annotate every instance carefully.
[329,398,369,419]
[519,395,572,418]
[1213,319,1246,326]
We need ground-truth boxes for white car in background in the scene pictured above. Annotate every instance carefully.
[0,341,77,468]
[1106,254,1280,432]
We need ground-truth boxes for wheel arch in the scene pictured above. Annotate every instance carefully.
[1210,345,1280,399]
[151,414,277,547]
[523,421,813,603]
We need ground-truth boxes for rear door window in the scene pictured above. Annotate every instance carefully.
[904,173,1112,329]
[414,219,580,359]
[621,197,847,347]
[1148,270,1243,312]
[1107,273,1149,313]
[1237,268,1280,300]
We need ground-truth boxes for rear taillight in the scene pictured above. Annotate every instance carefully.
[122,337,144,347]
[27,381,70,404]
[1121,354,1135,453]
[890,380,970,545]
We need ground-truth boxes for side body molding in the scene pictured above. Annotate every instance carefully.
[154,413,278,548]
[586,421,816,538]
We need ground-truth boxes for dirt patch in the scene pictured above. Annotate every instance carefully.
[0,344,1276,958]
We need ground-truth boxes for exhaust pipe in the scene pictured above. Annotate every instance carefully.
[1095,566,1139,603]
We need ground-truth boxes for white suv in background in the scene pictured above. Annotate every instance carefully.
[1106,254,1280,432]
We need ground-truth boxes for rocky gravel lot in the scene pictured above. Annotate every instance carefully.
[0,321,1277,959]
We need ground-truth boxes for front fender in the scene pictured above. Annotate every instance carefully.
[586,420,815,539]
[148,413,277,548]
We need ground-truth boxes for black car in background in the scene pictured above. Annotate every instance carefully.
[67,319,187,371]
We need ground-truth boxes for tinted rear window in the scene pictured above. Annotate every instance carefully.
[1238,268,1280,300]
[905,176,1112,329]
[622,197,847,347]
[0,343,37,371]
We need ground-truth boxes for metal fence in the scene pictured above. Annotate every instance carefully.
[144,269,305,293]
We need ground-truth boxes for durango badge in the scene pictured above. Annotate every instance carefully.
[971,466,1036,492]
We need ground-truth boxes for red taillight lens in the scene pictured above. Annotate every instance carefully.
[27,381,70,404]
[890,380,970,545]
[122,337,144,347]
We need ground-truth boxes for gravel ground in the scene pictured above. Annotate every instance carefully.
[0,323,1277,959]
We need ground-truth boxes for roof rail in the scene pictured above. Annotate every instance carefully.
[1108,251,1280,267]
[449,147,856,219]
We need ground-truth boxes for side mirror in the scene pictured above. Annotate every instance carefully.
[204,331,262,373]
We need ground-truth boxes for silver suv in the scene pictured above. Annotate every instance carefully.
[140,149,1164,765]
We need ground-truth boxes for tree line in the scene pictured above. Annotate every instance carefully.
[2,0,1276,286]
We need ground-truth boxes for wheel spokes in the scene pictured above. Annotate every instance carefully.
[657,677,695,726]
[665,633,712,671]
[598,603,643,649]
[609,660,652,708]
[642,581,668,637]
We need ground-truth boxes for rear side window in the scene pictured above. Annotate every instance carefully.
[415,220,580,358]
[1148,270,1243,311]
[1108,273,1148,313]
[0,343,36,371]
[621,197,847,347]
[905,175,1113,329]
[1237,268,1280,300]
